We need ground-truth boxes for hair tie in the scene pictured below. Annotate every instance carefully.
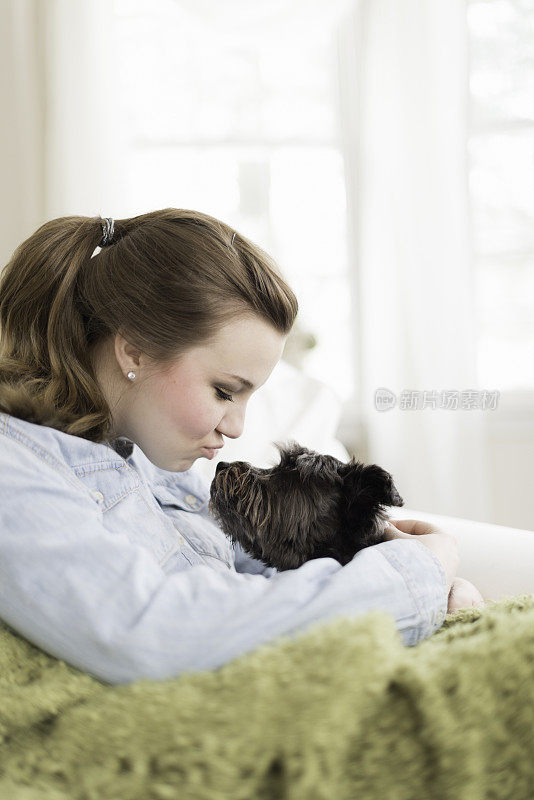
[99,217,115,247]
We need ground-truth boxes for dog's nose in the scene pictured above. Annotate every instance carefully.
[215,461,228,474]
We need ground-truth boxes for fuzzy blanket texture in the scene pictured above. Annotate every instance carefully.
[1,594,534,800]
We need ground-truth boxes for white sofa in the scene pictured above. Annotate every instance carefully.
[386,505,534,603]
[193,359,534,604]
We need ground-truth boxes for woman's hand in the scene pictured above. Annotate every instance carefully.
[383,518,459,594]
[447,577,485,613]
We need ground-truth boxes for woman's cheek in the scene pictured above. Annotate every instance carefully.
[185,394,221,436]
[156,387,207,435]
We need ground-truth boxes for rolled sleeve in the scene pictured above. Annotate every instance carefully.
[372,539,449,643]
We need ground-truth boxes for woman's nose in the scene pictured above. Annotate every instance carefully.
[217,407,246,440]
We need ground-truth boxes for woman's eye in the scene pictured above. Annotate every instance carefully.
[215,387,234,402]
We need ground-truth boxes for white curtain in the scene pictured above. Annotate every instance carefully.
[0,0,124,271]
[175,0,354,45]
[41,0,125,220]
[336,0,493,522]
[0,0,45,265]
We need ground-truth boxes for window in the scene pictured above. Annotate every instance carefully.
[468,0,534,391]
[111,0,354,402]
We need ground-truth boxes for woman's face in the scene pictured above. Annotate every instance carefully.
[95,315,288,472]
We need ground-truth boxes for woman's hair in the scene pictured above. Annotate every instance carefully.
[0,208,298,443]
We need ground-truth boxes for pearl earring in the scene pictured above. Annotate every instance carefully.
[127,371,136,380]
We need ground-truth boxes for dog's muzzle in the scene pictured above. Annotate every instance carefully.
[210,461,252,512]
[210,461,237,504]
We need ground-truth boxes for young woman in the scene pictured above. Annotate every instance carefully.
[0,208,459,685]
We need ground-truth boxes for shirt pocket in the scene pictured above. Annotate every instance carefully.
[151,484,234,571]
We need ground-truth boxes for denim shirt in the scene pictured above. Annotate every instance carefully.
[0,412,448,685]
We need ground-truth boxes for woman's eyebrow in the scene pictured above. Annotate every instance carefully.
[222,373,254,390]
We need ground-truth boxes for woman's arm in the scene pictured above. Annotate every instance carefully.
[0,446,448,686]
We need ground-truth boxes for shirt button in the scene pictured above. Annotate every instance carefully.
[184,494,199,508]
[92,490,105,505]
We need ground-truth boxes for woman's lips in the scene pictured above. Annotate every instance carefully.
[202,446,222,459]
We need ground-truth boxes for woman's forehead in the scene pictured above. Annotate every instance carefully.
[189,323,286,384]
[207,318,286,361]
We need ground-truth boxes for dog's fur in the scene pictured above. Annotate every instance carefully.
[208,441,404,571]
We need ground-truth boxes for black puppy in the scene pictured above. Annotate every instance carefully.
[208,441,404,571]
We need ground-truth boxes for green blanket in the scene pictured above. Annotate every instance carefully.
[1,594,534,800]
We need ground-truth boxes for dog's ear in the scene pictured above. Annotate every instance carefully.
[339,460,404,508]
[338,461,403,550]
